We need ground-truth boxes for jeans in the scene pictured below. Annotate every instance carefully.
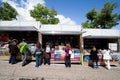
[22,53,27,66]
[45,53,51,65]
[91,60,98,68]
[47,58,50,65]
[65,56,71,67]
[43,58,46,65]
[9,53,16,64]
[44,58,50,65]
[35,54,41,67]
[9,55,12,63]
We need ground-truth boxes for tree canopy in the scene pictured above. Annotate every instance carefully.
[30,3,59,24]
[82,2,120,29]
[0,2,18,20]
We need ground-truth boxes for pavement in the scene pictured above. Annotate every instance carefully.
[0,60,120,80]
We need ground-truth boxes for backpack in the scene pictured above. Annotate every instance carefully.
[35,48,42,54]
[20,43,27,54]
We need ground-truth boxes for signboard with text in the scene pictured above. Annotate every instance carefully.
[50,49,80,62]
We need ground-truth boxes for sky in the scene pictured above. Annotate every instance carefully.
[0,0,120,29]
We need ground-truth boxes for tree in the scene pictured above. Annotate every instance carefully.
[86,8,97,23]
[30,3,59,24]
[82,21,94,28]
[0,2,18,20]
[82,2,120,29]
[98,2,118,28]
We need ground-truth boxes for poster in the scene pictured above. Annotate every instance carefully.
[109,43,117,51]
[51,49,80,62]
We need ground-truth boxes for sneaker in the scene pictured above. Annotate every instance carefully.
[35,65,39,67]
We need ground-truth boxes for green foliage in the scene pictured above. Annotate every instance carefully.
[98,2,117,28]
[86,8,97,23]
[82,22,94,28]
[82,2,120,29]
[30,3,59,24]
[0,2,18,20]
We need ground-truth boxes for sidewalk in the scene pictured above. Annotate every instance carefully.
[0,61,120,80]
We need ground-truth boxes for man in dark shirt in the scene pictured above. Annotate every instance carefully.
[9,40,19,64]
[90,46,99,69]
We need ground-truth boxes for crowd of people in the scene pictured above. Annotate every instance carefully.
[8,38,72,68]
[8,38,112,70]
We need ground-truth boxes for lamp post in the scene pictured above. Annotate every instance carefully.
[80,28,86,65]
[38,22,42,44]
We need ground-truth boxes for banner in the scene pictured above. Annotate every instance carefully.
[51,49,80,62]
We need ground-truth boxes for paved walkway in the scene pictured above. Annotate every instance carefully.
[0,61,120,80]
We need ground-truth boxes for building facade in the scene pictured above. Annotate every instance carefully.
[0,21,120,53]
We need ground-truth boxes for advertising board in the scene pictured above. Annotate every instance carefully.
[50,49,80,62]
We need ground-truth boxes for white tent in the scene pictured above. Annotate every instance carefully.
[40,24,82,35]
[0,21,40,31]
[83,29,120,38]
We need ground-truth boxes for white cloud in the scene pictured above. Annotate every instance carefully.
[56,15,77,25]
[2,0,45,21]
[1,0,77,25]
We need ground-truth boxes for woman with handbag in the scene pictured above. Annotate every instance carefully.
[45,43,51,65]
[65,43,71,68]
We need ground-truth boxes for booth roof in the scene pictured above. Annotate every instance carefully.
[40,25,82,35]
[0,26,38,31]
[0,21,82,33]
[0,21,119,37]
[0,21,40,31]
[83,29,120,38]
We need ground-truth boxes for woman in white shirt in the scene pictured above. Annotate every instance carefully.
[102,48,112,70]
[45,44,51,65]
